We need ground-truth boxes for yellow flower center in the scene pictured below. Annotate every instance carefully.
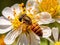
[10,3,37,30]
[10,3,25,30]
[11,16,22,30]
[27,13,37,24]
[39,0,58,17]
[11,14,37,31]
[55,42,60,45]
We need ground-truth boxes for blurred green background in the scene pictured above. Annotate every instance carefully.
[0,0,60,45]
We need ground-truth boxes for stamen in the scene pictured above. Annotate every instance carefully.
[19,3,24,8]
[11,16,22,30]
[19,3,25,14]
[28,8,32,12]
[28,2,31,6]
[39,0,58,16]
[56,16,60,18]
[13,8,16,17]
[8,16,10,19]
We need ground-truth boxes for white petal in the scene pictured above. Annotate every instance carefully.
[26,0,39,14]
[17,33,29,45]
[56,18,60,23]
[41,26,51,38]
[36,12,55,25]
[11,4,21,15]
[30,6,39,14]
[2,7,14,19]
[26,0,35,7]
[4,29,22,44]
[26,0,35,12]
[52,27,59,41]
[0,16,11,25]
[0,26,12,34]
[29,30,40,45]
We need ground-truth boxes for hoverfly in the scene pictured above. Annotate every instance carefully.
[19,14,43,36]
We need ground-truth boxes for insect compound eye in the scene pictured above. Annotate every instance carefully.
[19,14,26,22]
[19,14,32,25]
[23,16,32,25]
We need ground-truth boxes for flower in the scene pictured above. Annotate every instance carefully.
[50,27,60,45]
[41,27,60,45]
[26,0,42,15]
[0,3,52,45]
[26,0,54,24]
[26,0,60,25]
[36,12,60,25]
[39,0,58,16]
[34,12,55,25]
[38,0,60,24]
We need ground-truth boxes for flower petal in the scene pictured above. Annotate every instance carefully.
[0,26,12,34]
[17,33,30,45]
[26,0,35,8]
[0,16,11,25]
[26,0,39,14]
[30,6,39,14]
[11,4,21,15]
[4,29,22,44]
[52,27,59,41]
[2,7,14,19]
[36,12,55,25]
[41,26,51,38]
[29,30,40,45]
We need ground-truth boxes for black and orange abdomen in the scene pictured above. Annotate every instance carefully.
[29,23,43,36]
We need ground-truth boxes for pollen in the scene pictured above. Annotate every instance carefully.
[8,16,10,19]
[11,16,22,30]
[28,2,31,6]
[55,42,60,45]
[27,14,37,24]
[19,3,26,14]
[39,0,58,16]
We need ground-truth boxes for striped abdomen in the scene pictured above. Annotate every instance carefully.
[30,23,43,36]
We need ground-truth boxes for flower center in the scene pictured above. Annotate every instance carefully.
[55,42,60,45]
[10,3,37,30]
[11,16,22,30]
[39,0,58,17]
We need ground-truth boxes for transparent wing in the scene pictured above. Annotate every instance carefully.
[17,33,30,45]
[29,30,40,45]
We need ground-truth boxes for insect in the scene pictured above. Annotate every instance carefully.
[19,14,43,36]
